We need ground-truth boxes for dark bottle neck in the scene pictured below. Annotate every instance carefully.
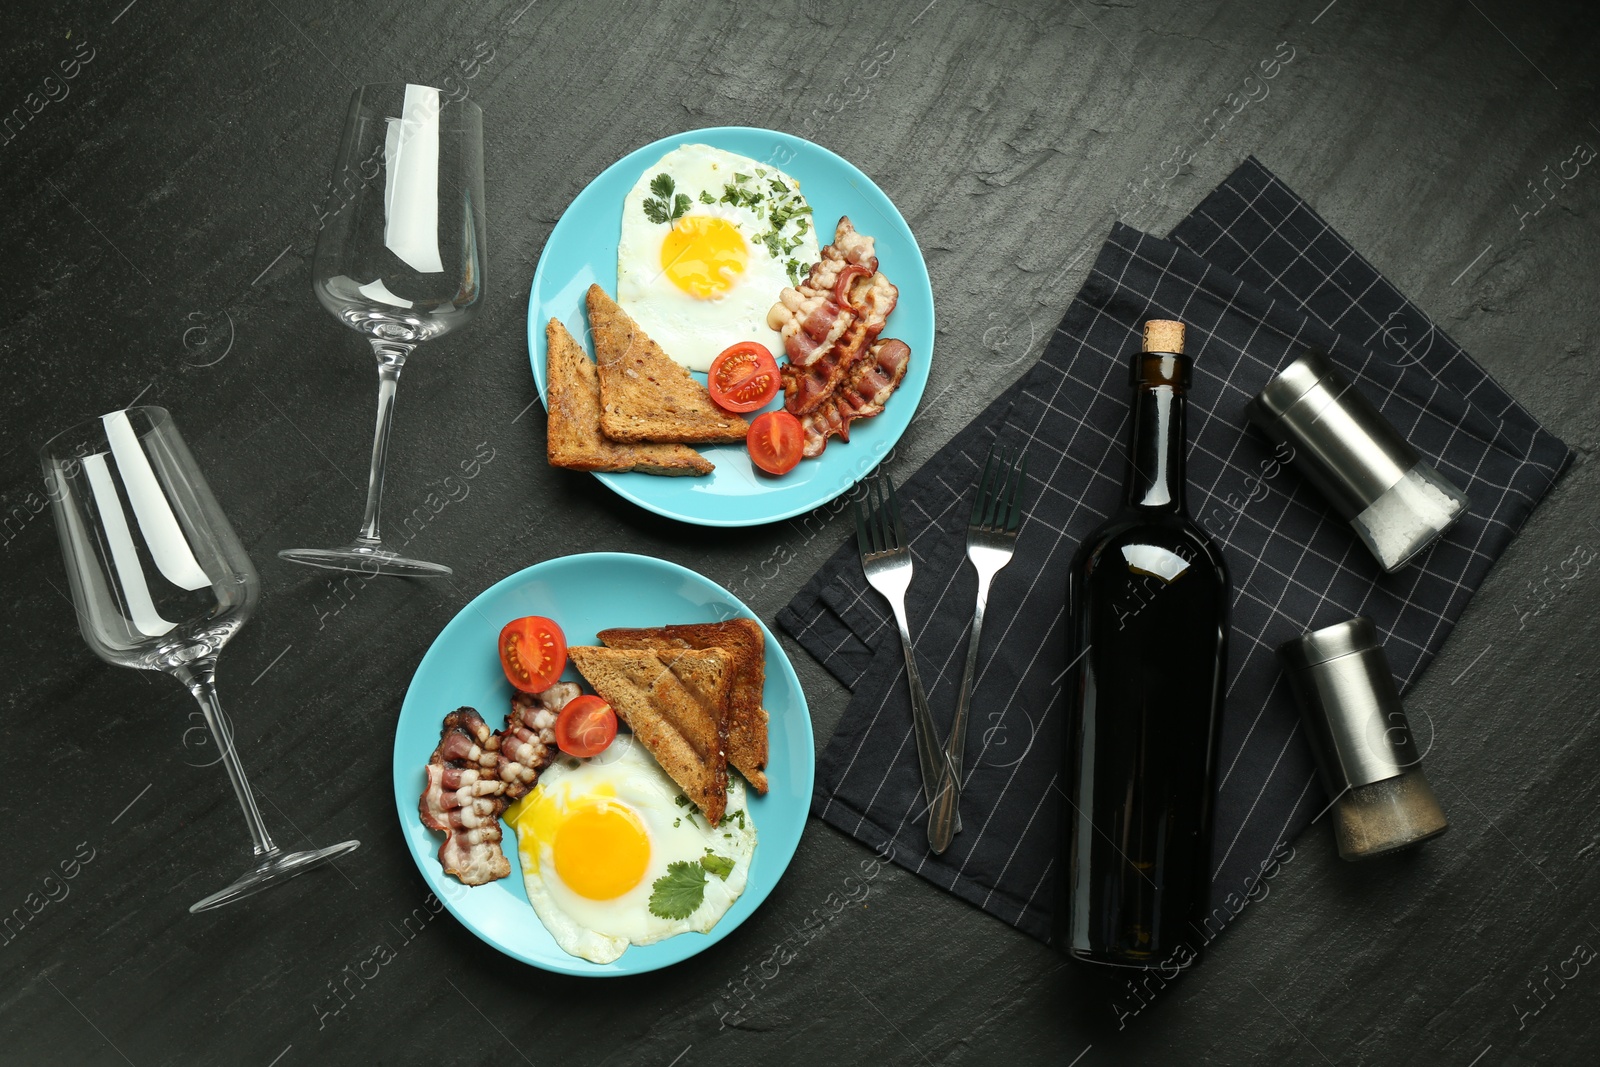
[1122,352,1191,513]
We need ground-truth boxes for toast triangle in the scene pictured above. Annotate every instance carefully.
[567,645,732,824]
[586,285,750,445]
[598,620,769,794]
[545,319,714,476]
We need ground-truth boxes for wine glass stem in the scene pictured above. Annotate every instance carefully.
[357,341,415,546]
[174,662,279,858]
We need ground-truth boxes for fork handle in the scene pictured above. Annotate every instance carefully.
[928,568,994,853]
[888,599,953,825]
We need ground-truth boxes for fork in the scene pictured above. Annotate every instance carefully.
[927,445,1028,855]
[853,474,957,833]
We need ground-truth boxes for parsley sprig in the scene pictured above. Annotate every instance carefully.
[642,173,692,226]
[649,861,707,919]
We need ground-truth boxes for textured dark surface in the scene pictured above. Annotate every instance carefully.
[1,1,1597,1065]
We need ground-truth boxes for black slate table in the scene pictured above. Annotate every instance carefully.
[3,1,1598,1064]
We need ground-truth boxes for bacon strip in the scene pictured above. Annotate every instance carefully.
[796,339,911,458]
[768,217,895,364]
[418,684,578,886]
[494,683,577,800]
[768,217,912,459]
[420,708,510,886]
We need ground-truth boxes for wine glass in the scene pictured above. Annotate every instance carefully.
[279,82,487,578]
[41,406,360,913]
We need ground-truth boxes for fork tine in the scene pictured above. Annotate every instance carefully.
[971,446,995,528]
[888,476,907,552]
[984,448,1010,530]
[1004,452,1028,532]
[980,448,1001,530]
[868,475,886,553]
[853,495,872,558]
[877,475,895,552]
[868,477,884,554]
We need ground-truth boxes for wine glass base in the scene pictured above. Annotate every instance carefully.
[189,839,362,913]
[278,544,452,577]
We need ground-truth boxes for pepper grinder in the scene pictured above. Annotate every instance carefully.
[1278,617,1449,860]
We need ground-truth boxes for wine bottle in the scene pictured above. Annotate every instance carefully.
[1053,319,1230,968]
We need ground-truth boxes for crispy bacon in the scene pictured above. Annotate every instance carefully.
[784,321,868,414]
[420,708,510,886]
[494,683,577,800]
[795,339,911,457]
[769,217,912,459]
[768,217,896,362]
[769,290,852,366]
[419,684,578,887]
[806,218,879,291]
[847,271,898,336]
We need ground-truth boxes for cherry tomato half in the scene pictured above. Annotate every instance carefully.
[498,616,567,693]
[747,410,805,475]
[708,342,780,413]
[554,694,617,758]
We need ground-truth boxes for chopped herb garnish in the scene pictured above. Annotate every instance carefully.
[649,861,707,919]
[643,173,691,226]
[671,793,702,826]
[698,189,715,205]
[700,852,735,880]
[725,809,747,830]
[715,171,814,276]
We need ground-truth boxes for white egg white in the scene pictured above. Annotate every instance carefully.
[617,143,819,372]
[510,736,758,964]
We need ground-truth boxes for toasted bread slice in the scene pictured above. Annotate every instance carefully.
[544,319,714,477]
[598,620,769,794]
[567,646,733,824]
[585,285,750,444]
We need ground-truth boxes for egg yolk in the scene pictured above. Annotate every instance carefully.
[551,802,651,900]
[660,215,747,299]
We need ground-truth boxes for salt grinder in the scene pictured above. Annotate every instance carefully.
[1277,617,1448,861]
[1246,352,1470,572]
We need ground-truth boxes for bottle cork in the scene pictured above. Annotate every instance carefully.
[1142,320,1185,355]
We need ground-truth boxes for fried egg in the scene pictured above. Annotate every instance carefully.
[506,737,757,963]
[617,144,818,372]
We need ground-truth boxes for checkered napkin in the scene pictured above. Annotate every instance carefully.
[776,157,1573,942]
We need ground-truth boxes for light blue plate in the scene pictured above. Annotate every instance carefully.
[392,552,814,976]
[526,126,934,527]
